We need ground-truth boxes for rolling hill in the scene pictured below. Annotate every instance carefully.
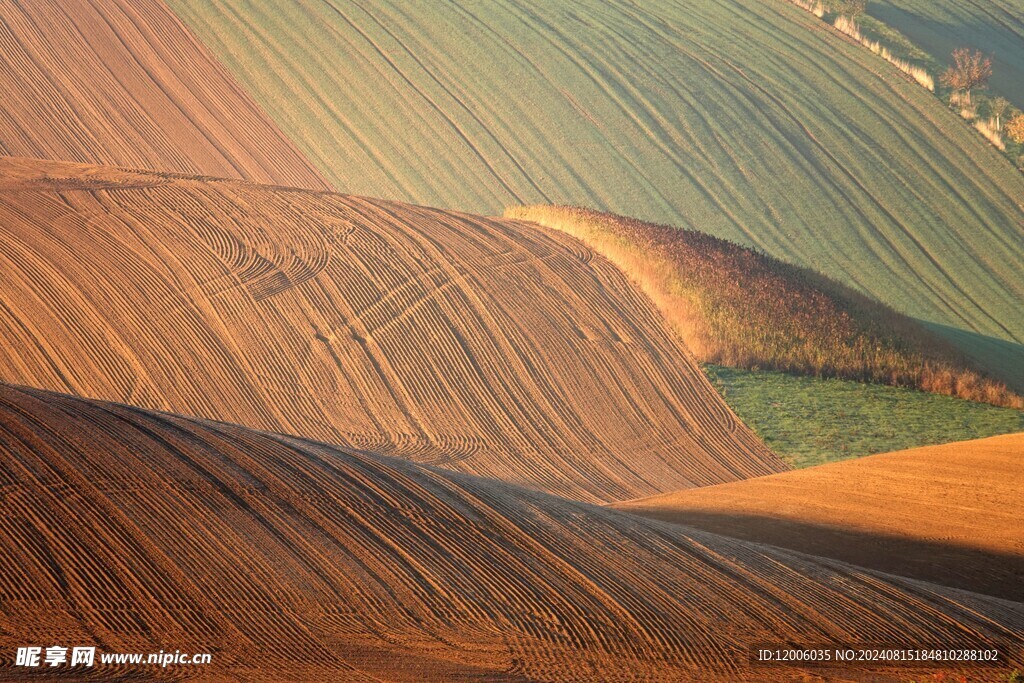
[0,157,783,504]
[0,0,328,189]
[870,0,1024,109]
[616,433,1024,601]
[507,205,1021,407]
[1,2,1020,681]
[167,0,1024,387]
[1,382,1020,681]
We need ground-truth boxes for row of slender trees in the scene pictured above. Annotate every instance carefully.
[810,1,1024,159]
[940,48,1024,146]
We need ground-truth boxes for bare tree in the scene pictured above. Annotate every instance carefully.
[989,96,1010,131]
[940,48,992,106]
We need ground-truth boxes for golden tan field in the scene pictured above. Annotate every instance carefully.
[0,1,1020,680]
[0,157,784,504]
[0,383,1019,681]
[616,433,1024,601]
[0,0,328,190]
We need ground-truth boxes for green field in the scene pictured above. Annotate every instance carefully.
[705,364,1024,468]
[169,0,1023,390]
[869,0,1024,109]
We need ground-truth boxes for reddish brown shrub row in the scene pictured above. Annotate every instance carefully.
[507,206,1022,408]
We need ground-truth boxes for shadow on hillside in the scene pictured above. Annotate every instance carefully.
[921,320,1024,394]
[866,8,1024,110]
[631,509,1024,602]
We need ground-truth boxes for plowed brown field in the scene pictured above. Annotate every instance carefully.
[0,383,1020,681]
[0,0,328,189]
[616,434,1024,601]
[0,157,783,503]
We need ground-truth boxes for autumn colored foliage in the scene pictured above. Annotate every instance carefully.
[1007,113,1024,144]
[941,48,992,105]
[508,206,1022,409]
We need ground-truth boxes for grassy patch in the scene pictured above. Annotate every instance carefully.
[704,364,1024,468]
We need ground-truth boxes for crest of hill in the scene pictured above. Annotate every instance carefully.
[615,433,1024,601]
[508,206,1022,408]
[167,0,1024,386]
[1,382,1020,681]
[0,0,328,189]
[0,157,783,504]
